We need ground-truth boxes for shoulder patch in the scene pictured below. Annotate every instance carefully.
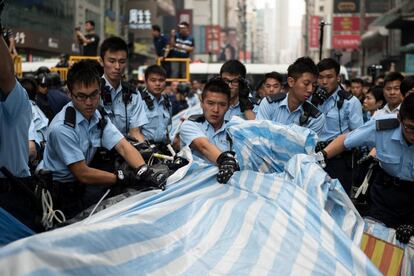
[337,89,353,100]
[188,114,205,123]
[266,92,287,103]
[376,118,400,131]
[302,101,322,118]
[64,106,76,128]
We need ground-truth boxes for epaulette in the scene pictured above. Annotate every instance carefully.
[249,96,260,105]
[139,87,155,110]
[64,106,76,128]
[266,92,287,103]
[376,118,400,131]
[337,90,353,100]
[188,114,205,123]
[302,101,322,118]
[162,94,171,109]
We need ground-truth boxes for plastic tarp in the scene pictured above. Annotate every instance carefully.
[0,117,380,275]
[0,208,34,246]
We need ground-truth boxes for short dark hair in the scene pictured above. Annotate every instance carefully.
[144,64,167,81]
[317,58,340,75]
[399,93,414,121]
[400,75,414,97]
[264,71,283,84]
[100,36,128,59]
[288,57,318,79]
[202,78,231,100]
[220,60,246,78]
[152,25,161,32]
[351,78,363,85]
[367,85,385,106]
[178,21,189,28]
[384,72,404,86]
[20,76,38,101]
[85,20,95,27]
[67,60,101,92]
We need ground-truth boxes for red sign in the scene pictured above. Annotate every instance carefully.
[332,34,361,49]
[309,16,320,49]
[333,16,360,33]
[205,25,221,53]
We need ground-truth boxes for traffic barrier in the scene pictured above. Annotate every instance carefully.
[69,56,101,66]
[13,55,22,78]
[50,67,68,81]
[157,57,190,82]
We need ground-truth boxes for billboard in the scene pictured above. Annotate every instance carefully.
[205,25,221,54]
[126,0,157,38]
[333,0,360,13]
[333,16,360,33]
[309,16,320,49]
[332,35,361,49]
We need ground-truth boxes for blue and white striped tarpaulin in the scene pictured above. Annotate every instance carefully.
[0,117,380,275]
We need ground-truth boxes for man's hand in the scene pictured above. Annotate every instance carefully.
[238,78,253,112]
[115,169,139,187]
[136,164,169,190]
[314,150,327,168]
[396,224,414,244]
[216,151,240,184]
[311,86,328,106]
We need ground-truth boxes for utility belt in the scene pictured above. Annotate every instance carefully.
[375,166,414,189]
[52,181,85,199]
[0,177,34,193]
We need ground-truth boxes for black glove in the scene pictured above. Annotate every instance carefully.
[115,169,139,187]
[396,224,414,244]
[238,78,254,112]
[216,151,240,184]
[135,164,168,190]
[311,86,328,106]
[356,154,378,166]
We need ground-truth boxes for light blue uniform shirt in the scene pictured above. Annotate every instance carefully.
[141,92,172,143]
[344,114,414,181]
[41,102,123,182]
[225,101,245,121]
[28,101,48,145]
[319,86,363,142]
[256,94,325,136]
[180,117,230,161]
[0,81,31,177]
[101,76,148,136]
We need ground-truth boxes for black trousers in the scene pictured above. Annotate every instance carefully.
[367,174,414,228]
[324,151,353,195]
[0,179,41,232]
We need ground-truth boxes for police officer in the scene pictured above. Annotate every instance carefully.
[315,58,364,194]
[318,94,414,243]
[140,65,172,145]
[373,72,404,118]
[0,0,34,228]
[219,59,253,120]
[41,60,168,219]
[256,57,325,136]
[180,78,239,184]
[100,36,148,142]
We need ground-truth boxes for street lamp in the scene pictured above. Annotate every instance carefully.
[319,19,330,61]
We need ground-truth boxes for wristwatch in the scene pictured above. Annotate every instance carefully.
[136,164,148,178]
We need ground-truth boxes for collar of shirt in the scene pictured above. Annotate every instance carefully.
[281,93,302,113]
[147,90,165,105]
[68,102,100,128]
[202,119,227,135]
[326,86,341,102]
[383,103,400,114]
[230,101,240,109]
[102,74,122,97]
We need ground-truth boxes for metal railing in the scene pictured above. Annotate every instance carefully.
[156,57,191,82]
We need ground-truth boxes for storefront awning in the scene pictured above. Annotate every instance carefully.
[370,0,414,29]
[157,0,175,16]
[361,27,388,48]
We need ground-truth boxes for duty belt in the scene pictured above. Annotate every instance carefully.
[376,166,414,188]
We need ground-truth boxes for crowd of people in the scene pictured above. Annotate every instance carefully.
[1,2,414,244]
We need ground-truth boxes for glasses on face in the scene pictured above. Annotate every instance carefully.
[402,121,414,134]
[71,90,100,102]
[222,77,240,86]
